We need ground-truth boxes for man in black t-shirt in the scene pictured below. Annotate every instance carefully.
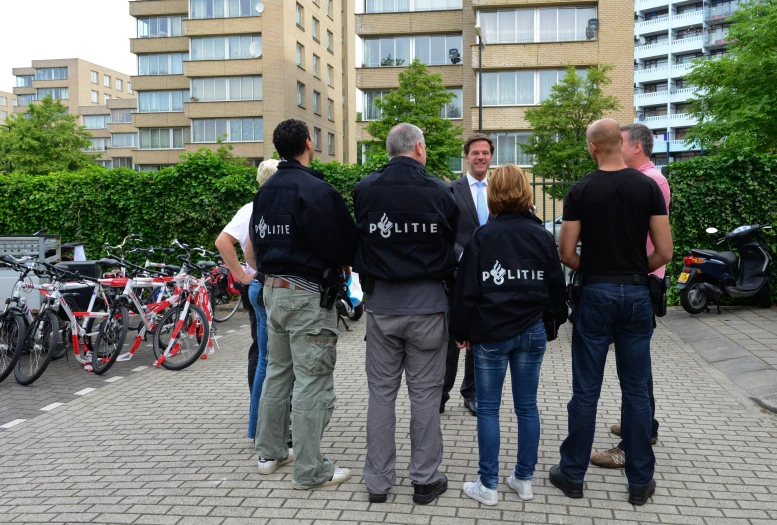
[548,119,673,507]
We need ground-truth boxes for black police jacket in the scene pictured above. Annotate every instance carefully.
[451,211,567,344]
[353,156,459,281]
[249,159,358,285]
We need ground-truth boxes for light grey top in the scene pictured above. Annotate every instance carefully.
[365,279,449,316]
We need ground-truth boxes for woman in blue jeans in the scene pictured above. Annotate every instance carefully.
[451,164,568,506]
[246,279,268,439]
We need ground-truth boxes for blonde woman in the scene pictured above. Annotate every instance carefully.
[451,164,568,505]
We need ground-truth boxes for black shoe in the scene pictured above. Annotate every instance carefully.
[369,492,387,503]
[463,397,477,416]
[549,465,584,499]
[628,479,656,506]
[439,402,445,414]
[413,473,448,505]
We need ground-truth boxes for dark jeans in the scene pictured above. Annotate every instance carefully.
[442,335,476,403]
[246,285,258,392]
[619,370,659,446]
[559,284,655,488]
[474,320,546,489]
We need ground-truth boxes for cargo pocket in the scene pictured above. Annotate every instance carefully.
[304,328,338,376]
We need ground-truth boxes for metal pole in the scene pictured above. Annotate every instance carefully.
[478,37,483,134]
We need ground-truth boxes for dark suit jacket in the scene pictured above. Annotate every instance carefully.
[450,175,491,260]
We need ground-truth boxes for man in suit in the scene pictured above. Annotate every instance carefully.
[442,133,494,416]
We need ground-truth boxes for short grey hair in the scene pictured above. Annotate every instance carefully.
[256,159,280,186]
[386,123,424,157]
[621,123,654,157]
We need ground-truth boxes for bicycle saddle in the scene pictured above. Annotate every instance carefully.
[163,264,181,273]
[96,258,121,266]
[197,261,217,270]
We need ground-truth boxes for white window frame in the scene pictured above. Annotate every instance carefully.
[34,68,68,80]
[111,133,139,148]
[138,53,187,75]
[190,35,262,61]
[327,30,334,53]
[489,131,533,167]
[365,0,462,14]
[104,75,111,88]
[296,3,304,28]
[111,108,133,123]
[116,78,123,91]
[37,87,69,100]
[363,34,462,67]
[476,6,597,44]
[313,54,320,78]
[139,128,189,150]
[478,68,586,106]
[84,115,110,129]
[91,71,98,84]
[190,77,262,102]
[313,90,321,115]
[191,117,264,143]
[190,0,263,19]
[137,16,185,38]
[297,82,305,107]
[138,90,190,113]
[327,98,334,121]
[297,42,305,68]
[313,127,322,151]
[85,138,109,152]
[91,90,99,103]
[327,132,335,155]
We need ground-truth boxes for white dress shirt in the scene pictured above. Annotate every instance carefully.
[466,172,489,215]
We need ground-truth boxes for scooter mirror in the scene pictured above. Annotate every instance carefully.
[705,227,719,234]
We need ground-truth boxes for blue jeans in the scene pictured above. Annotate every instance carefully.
[247,280,268,440]
[559,284,655,488]
[474,320,547,490]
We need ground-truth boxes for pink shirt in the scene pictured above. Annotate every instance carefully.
[639,161,671,278]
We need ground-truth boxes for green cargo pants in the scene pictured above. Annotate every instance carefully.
[255,284,338,488]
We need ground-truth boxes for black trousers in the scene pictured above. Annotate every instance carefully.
[245,287,258,393]
[442,335,476,403]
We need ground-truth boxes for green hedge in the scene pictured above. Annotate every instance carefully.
[665,152,777,304]
[0,149,386,260]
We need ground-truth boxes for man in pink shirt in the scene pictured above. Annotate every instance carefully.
[590,123,670,469]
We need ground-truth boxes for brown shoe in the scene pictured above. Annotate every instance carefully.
[610,423,621,436]
[590,447,626,469]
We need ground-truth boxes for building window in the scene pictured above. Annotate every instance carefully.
[37,88,69,100]
[0,97,6,106]
[364,34,463,67]
[104,75,111,87]
[327,30,334,52]
[192,118,264,142]
[448,156,463,173]
[111,133,139,148]
[85,138,109,152]
[111,108,133,123]
[138,90,190,112]
[478,7,597,44]
[327,133,334,155]
[313,127,322,151]
[91,90,99,103]
[489,132,532,166]
[104,94,111,104]
[364,88,460,120]
[366,0,462,13]
[313,91,321,115]
[327,65,334,86]
[440,88,462,118]
[297,82,305,107]
[17,94,36,106]
[191,0,264,19]
[139,128,189,149]
[191,35,262,60]
[35,68,68,80]
[84,115,110,129]
[137,16,184,38]
[91,71,98,84]
[313,17,320,41]
[96,160,113,168]
[296,3,304,28]
[480,69,584,106]
[313,54,320,78]
[113,157,133,168]
[191,77,262,101]
[138,53,188,75]
[326,0,333,18]
[16,75,33,87]
[297,43,305,68]
[116,79,123,91]
[327,98,334,121]
[1,110,8,120]
[136,165,172,172]
[128,83,133,94]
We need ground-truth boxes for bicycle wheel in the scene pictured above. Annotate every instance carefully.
[91,304,129,375]
[152,302,209,370]
[52,296,78,361]
[15,309,59,386]
[211,286,241,323]
[0,312,25,384]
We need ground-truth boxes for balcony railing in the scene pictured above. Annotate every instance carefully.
[703,2,741,22]
[704,33,731,47]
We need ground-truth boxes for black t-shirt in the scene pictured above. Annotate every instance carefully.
[562,168,667,276]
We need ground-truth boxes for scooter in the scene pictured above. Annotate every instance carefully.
[336,271,364,330]
[677,224,773,314]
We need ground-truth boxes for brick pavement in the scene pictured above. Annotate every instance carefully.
[1,312,776,525]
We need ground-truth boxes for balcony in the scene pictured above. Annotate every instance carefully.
[653,139,700,154]
[130,36,189,54]
[635,0,671,13]
[634,114,670,129]
[133,150,185,165]
[670,112,697,127]
[184,59,262,78]
[671,35,704,54]
[108,123,136,134]
[669,87,695,104]
[184,100,264,119]
[634,66,669,84]
[470,106,531,132]
[186,142,264,158]
[634,90,668,108]
[129,0,188,17]
[130,75,189,92]
[635,11,704,36]
[634,41,669,61]
[132,112,190,128]
[704,2,741,23]
[183,17,262,37]
[356,10,462,36]
[670,62,696,77]
[704,33,731,48]
[357,65,462,89]
[671,10,704,29]
[470,41,599,69]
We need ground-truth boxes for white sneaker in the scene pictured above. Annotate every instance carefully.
[507,473,533,500]
[463,477,498,506]
[292,465,352,490]
[257,448,294,474]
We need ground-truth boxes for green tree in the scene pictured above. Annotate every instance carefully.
[522,64,620,199]
[366,59,463,179]
[684,1,777,152]
[0,96,98,174]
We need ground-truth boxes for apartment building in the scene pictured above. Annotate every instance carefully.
[633,0,740,167]
[11,58,133,118]
[129,0,356,171]
[78,98,140,168]
[355,0,634,175]
[0,90,15,125]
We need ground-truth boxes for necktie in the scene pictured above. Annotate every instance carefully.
[476,181,488,226]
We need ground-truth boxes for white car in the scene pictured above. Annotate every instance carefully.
[544,215,562,241]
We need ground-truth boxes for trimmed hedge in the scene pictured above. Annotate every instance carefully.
[0,149,386,260]
[665,152,777,304]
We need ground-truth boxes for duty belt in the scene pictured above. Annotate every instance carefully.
[582,274,649,287]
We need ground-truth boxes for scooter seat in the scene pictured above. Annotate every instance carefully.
[692,249,738,268]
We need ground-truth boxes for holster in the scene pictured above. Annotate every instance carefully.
[361,274,375,295]
[319,268,344,310]
[442,271,457,309]
[567,271,583,323]
[649,275,670,318]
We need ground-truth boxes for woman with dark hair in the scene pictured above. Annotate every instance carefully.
[451,164,568,506]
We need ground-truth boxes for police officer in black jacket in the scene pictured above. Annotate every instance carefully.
[354,123,459,505]
[451,164,567,506]
[250,119,358,490]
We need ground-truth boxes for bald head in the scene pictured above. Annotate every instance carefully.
[586,119,623,153]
